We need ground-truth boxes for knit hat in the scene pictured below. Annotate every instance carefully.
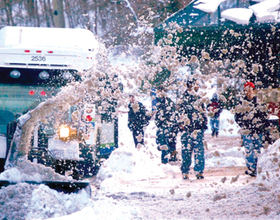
[244,81,255,89]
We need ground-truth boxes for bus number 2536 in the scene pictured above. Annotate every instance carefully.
[31,56,46,62]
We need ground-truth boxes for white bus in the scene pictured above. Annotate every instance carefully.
[0,26,118,179]
[0,26,99,85]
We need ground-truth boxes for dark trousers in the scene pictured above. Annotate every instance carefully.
[156,128,173,164]
[132,129,144,147]
[181,130,205,174]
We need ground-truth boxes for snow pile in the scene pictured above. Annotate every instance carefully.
[95,145,180,192]
[0,183,92,220]
[257,138,280,187]
[45,202,141,220]
[0,160,74,182]
[206,147,245,167]
[206,109,240,136]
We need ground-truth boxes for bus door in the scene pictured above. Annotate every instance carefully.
[0,110,14,173]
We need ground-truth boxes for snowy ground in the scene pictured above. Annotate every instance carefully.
[1,108,280,220]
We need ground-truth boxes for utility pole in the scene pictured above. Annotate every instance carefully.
[53,0,65,28]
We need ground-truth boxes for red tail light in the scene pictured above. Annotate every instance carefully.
[29,90,35,95]
[86,115,92,122]
[40,91,46,96]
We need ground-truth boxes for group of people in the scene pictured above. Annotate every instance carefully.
[128,79,268,179]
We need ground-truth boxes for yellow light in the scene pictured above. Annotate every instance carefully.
[59,125,70,139]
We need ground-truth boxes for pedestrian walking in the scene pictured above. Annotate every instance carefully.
[207,93,223,137]
[155,86,179,164]
[178,79,208,180]
[128,95,151,148]
[235,81,268,177]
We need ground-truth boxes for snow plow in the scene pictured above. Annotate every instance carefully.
[0,26,119,194]
[0,97,118,194]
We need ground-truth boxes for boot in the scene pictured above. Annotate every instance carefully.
[182,173,189,180]
[196,173,204,179]
[211,129,215,137]
[169,150,178,162]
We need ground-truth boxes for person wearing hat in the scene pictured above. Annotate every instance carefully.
[128,94,151,148]
[207,93,223,137]
[235,81,268,177]
[155,86,179,164]
[178,79,208,180]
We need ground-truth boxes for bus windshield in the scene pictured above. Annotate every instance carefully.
[0,82,60,135]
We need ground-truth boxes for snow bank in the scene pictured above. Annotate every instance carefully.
[206,109,240,136]
[95,145,180,192]
[0,183,92,220]
[257,138,280,187]
[0,160,74,182]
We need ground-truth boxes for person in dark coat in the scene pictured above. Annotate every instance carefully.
[207,93,223,137]
[128,95,151,148]
[178,80,208,180]
[235,81,268,177]
[155,86,179,164]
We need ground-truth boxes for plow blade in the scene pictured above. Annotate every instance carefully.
[0,180,91,194]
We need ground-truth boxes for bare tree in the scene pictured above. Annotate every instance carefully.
[3,0,15,26]
[53,0,65,27]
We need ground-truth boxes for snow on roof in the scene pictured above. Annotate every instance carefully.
[193,0,225,13]
[255,11,278,22]
[193,0,280,24]
[249,0,280,15]
[221,8,253,25]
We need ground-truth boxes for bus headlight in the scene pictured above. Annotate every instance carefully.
[10,70,21,78]
[59,125,70,139]
[59,125,78,140]
[62,72,73,80]
[39,71,50,80]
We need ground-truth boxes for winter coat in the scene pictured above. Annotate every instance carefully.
[178,91,208,133]
[235,96,268,135]
[155,96,179,130]
[207,97,223,118]
[128,101,150,131]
